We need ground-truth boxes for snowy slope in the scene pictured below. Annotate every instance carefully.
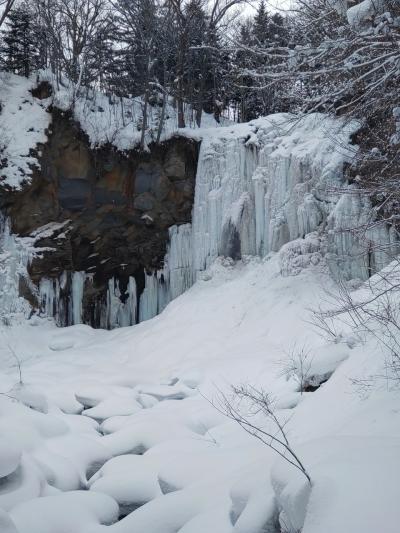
[0,72,51,189]
[1,253,399,533]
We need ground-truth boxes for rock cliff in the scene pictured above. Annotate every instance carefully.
[0,106,198,327]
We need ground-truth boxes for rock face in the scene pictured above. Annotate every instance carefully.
[0,108,199,327]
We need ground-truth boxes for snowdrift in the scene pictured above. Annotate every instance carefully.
[1,254,400,532]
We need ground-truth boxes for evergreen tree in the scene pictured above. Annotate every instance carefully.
[253,0,269,46]
[1,3,38,77]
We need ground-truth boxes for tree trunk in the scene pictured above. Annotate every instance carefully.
[156,89,168,144]
[140,88,149,150]
[177,79,185,128]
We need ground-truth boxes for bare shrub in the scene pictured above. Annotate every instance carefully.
[213,384,311,484]
[280,344,313,395]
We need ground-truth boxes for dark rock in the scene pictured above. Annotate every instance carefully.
[30,81,52,100]
[59,178,91,210]
[134,193,155,211]
[164,145,187,181]
[0,107,199,328]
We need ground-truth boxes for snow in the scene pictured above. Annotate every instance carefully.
[0,72,51,189]
[1,251,400,532]
[38,69,225,153]
[347,0,386,27]
[0,437,22,478]
[0,73,400,533]
[10,491,119,533]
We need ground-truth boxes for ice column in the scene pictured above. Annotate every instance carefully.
[0,215,33,321]
[39,278,58,318]
[138,223,193,322]
[105,276,137,328]
[139,273,160,322]
[327,191,399,280]
[191,137,259,273]
[71,271,85,324]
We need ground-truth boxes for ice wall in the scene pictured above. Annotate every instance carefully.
[2,113,397,328]
[139,113,398,318]
[38,272,138,328]
[39,271,87,326]
[327,190,399,280]
[139,224,193,322]
[0,216,33,322]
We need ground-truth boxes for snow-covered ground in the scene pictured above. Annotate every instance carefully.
[1,253,399,533]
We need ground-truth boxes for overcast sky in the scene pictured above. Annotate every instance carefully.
[243,0,293,16]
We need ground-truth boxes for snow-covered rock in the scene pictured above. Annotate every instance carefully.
[10,490,119,533]
[0,72,51,189]
[347,0,386,27]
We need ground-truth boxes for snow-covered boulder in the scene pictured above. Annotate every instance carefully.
[9,490,119,533]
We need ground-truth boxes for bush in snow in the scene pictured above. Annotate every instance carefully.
[218,385,312,484]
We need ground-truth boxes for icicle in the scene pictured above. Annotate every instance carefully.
[71,271,85,325]
[39,278,56,317]
[105,276,137,328]
[124,276,137,326]
[139,273,159,322]
[0,215,33,322]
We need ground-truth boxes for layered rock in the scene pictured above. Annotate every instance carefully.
[0,108,198,327]
[1,83,398,329]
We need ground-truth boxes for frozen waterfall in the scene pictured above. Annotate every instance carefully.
[38,272,138,328]
[139,113,398,317]
[1,113,398,328]
[104,276,137,329]
[139,224,193,322]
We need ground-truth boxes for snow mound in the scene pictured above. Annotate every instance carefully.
[279,232,326,276]
[10,490,119,533]
[88,455,161,515]
[0,437,22,478]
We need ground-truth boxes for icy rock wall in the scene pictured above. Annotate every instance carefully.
[139,114,398,319]
[2,113,398,327]
[36,223,193,326]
